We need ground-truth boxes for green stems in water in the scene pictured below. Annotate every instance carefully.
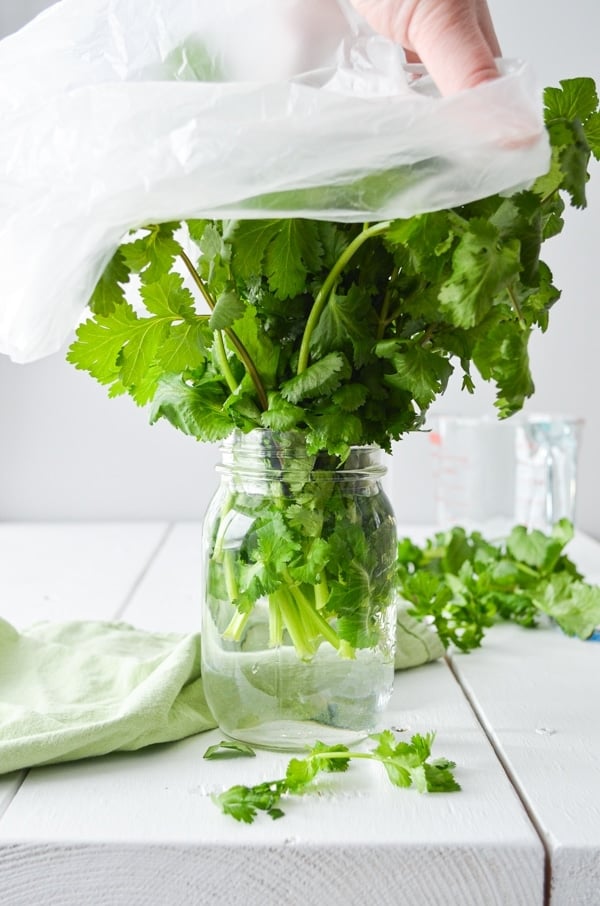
[223,574,342,661]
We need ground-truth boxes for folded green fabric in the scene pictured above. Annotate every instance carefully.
[395,607,445,669]
[0,619,216,775]
[0,608,443,775]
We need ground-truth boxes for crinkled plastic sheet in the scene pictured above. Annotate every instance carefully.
[0,0,550,362]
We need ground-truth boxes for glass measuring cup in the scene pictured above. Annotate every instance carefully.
[428,413,584,533]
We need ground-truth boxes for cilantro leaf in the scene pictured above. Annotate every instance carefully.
[535,577,600,639]
[204,740,256,760]
[89,248,130,316]
[376,342,453,409]
[121,223,182,283]
[260,393,304,431]
[209,290,246,330]
[230,219,323,300]
[255,512,301,575]
[265,220,323,300]
[438,221,521,329]
[506,524,567,572]
[584,112,600,161]
[67,302,137,394]
[544,77,599,124]
[149,374,232,441]
[310,285,376,366]
[156,320,211,373]
[280,352,349,404]
[472,319,534,417]
[214,781,287,823]
[140,273,197,319]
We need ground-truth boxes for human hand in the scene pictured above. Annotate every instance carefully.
[348,0,501,95]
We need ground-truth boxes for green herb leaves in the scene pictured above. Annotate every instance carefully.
[68,271,212,405]
[229,219,323,300]
[67,78,598,454]
[541,77,600,208]
[396,520,600,651]
[213,731,460,823]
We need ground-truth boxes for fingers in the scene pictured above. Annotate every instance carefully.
[349,0,501,96]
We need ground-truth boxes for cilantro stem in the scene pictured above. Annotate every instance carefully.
[287,583,341,651]
[223,332,269,412]
[215,330,238,394]
[223,550,239,601]
[376,283,393,341]
[268,594,284,647]
[178,249,268,410]
[314,576,329,611]
[212,492,234,562]
[222,608,251,642]
[272,587,315,660]
[506,284,527,330]
[297,221,392,375]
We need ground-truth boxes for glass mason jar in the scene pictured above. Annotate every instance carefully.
[201,430,397,750]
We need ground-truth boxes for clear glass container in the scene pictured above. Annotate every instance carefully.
[201,430,397,750]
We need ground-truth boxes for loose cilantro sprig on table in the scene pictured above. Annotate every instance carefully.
[396,519,600,652]
[210,730,460,824]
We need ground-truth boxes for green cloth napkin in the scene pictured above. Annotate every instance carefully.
[0,608,443,775]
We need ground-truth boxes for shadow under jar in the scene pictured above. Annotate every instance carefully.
[201,430,398,750]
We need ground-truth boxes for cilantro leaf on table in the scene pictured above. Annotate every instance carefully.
[396,520,600,651]
[204,740,256,760]
[213,730,459,823]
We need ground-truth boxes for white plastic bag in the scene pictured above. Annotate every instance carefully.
[0,0,550,362]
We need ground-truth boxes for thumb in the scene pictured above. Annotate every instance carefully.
[405,0,500,94]
[349,0,501,96]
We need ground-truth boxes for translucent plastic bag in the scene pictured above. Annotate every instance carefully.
[0,0,550,362]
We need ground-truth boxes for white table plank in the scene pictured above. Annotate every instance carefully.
[0,522,169,626]
[121,522,203,633]
[450,622,600,906]
[0,523,544,906]
[0,661,543,906]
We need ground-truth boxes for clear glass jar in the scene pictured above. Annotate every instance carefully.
[201,430,397,750]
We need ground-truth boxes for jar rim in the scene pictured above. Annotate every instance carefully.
[216,430,387,480]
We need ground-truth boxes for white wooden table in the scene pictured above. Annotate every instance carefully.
[0,523,598,906]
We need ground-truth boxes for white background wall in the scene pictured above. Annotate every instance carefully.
[0,0,599,532]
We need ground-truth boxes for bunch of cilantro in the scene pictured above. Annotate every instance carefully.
[397,519,600,651]
[69,79,599,453]
[67,78,599,661]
